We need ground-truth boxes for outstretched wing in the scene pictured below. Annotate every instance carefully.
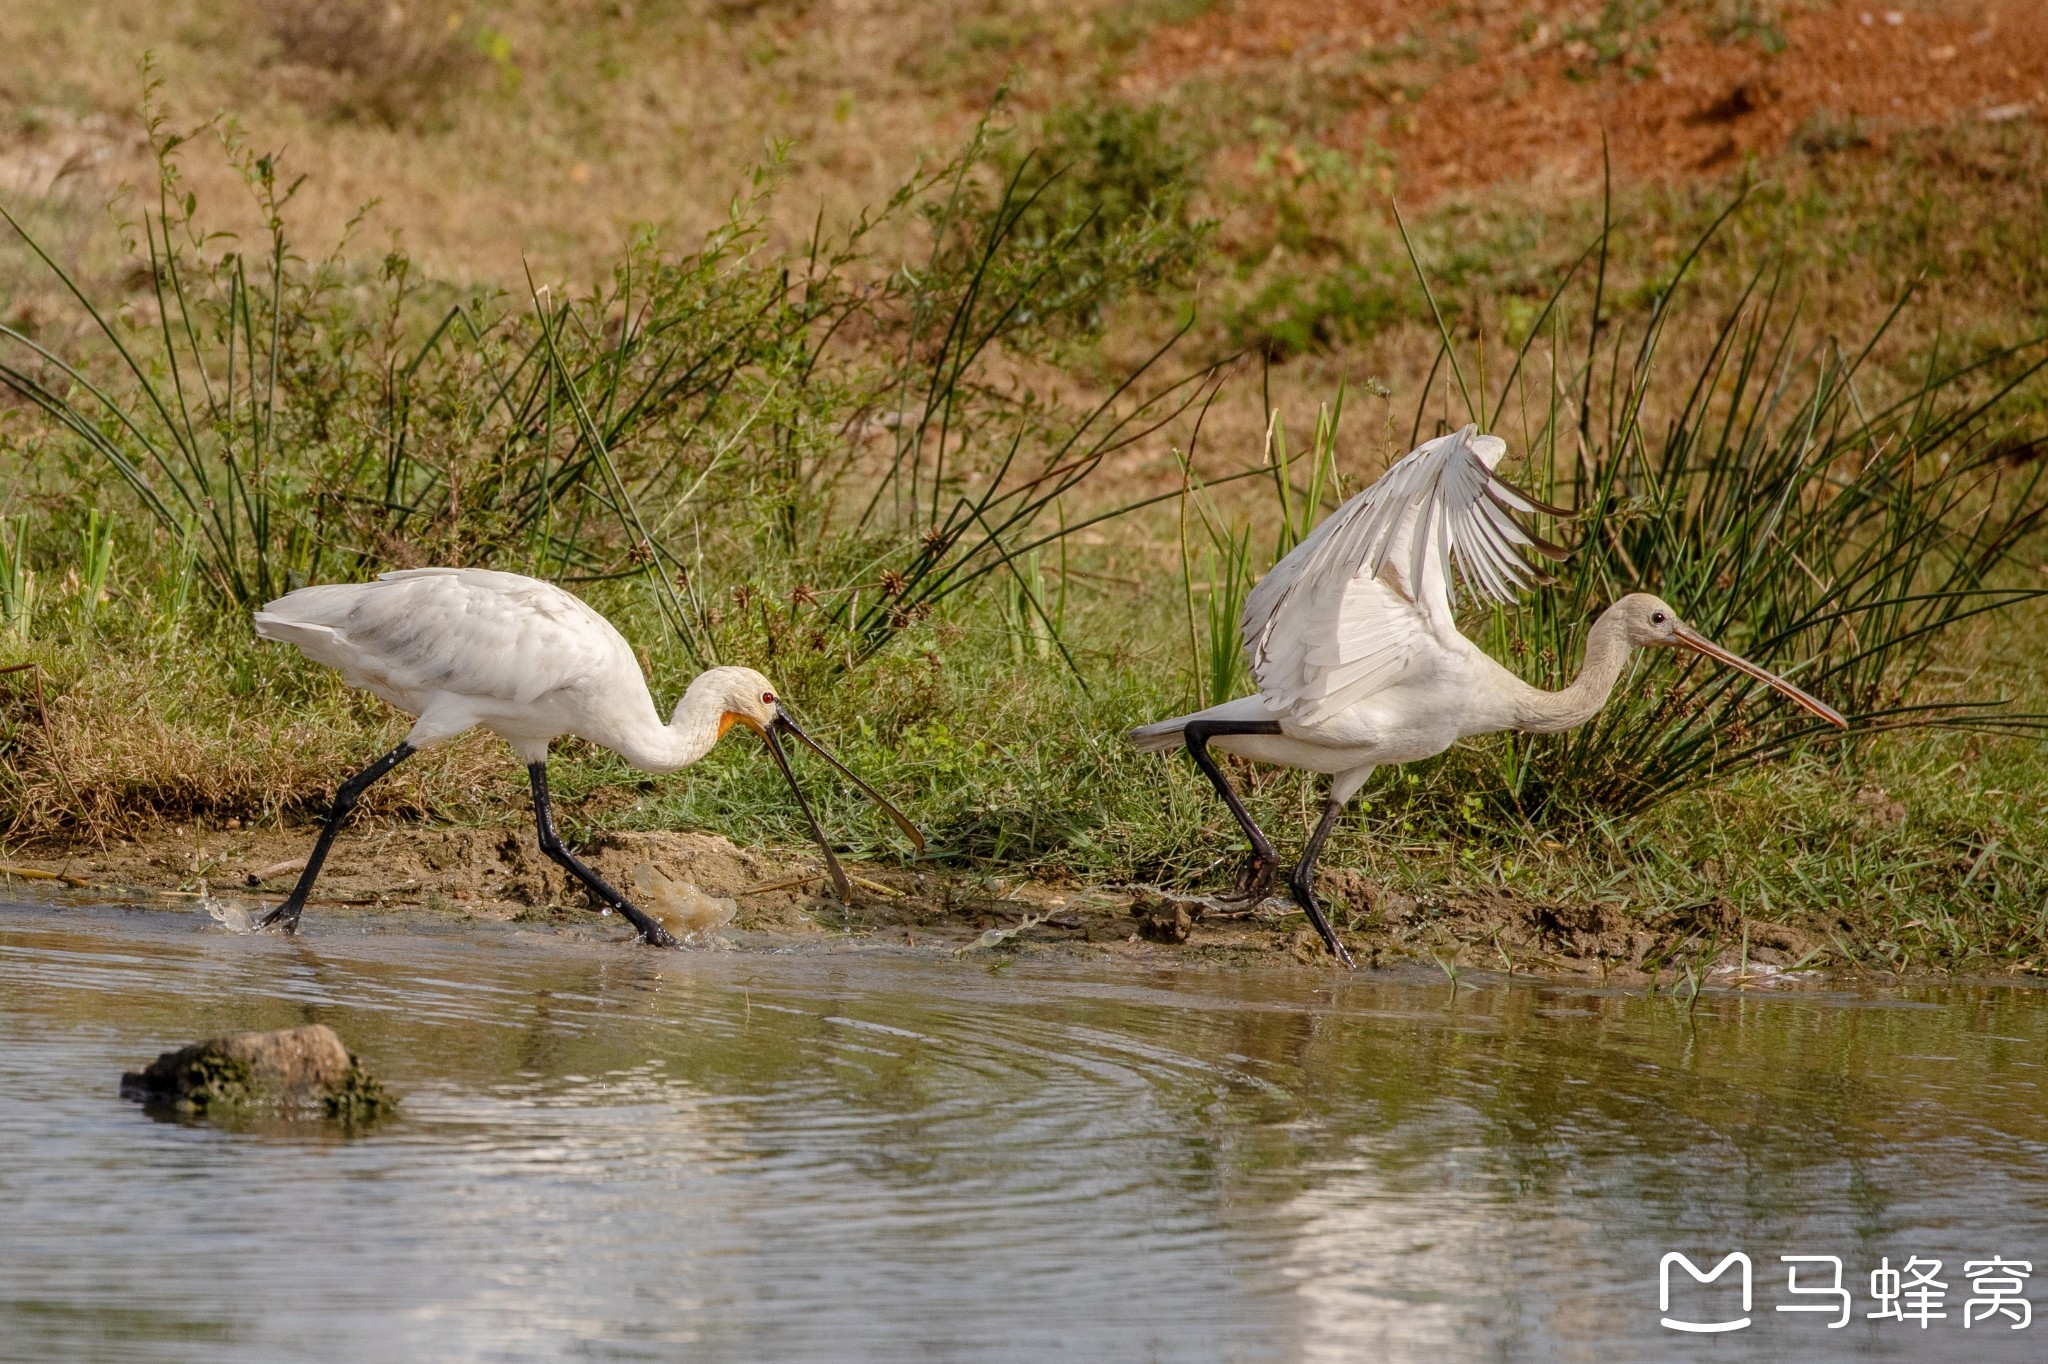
[1242,425,1569,724]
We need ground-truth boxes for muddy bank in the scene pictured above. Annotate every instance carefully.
[4,822,1842,982]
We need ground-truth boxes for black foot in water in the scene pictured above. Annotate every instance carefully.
[1288,873,1357,969]
[625,919,680,949]
[528,760,678,948]
[260,741,418,935]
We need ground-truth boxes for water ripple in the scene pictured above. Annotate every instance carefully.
[3,900,2046,1363]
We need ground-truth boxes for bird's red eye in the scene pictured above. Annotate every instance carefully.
[762,691,776,705]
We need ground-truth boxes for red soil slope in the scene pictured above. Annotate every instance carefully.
[1135,0,2046,198]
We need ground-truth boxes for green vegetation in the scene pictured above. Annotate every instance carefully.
[146,1049,255,1116]
[324,1060,398,1125]
[1444,207,2048,819]
[1,11,2046,974]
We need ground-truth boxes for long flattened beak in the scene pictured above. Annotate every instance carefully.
[1671,623,1848,729]
[755,707,926,906]
[774,709,927,851]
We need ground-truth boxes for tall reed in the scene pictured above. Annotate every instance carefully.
[1419,189,2048,818]
[0,95,1213,683]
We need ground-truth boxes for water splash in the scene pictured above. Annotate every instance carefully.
[199,880,257,934]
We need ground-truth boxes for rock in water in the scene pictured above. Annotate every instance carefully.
[120,1024,395,1122]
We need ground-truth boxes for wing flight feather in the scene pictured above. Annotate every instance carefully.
[1241,424,1570,722]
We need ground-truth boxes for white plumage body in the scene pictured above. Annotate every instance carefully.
[1142,647,1521,787]
[255,567,711,770]
[250,566,922,945]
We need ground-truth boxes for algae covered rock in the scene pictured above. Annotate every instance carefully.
[120,1023,395,1123]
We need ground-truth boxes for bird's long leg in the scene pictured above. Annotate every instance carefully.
[528,762,678,948]
[1288,796,1357,968]
[259,741,416,934]
[1182,720,1285,904]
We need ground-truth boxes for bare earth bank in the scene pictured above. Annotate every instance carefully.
[0,822,1854,983]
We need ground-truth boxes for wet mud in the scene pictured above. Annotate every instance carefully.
[4,822,1837,981]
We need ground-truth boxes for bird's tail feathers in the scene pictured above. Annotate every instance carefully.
[1127,718,1187,754]
[252,581,381,635]
[252,584,375,672]
[250,611,350,662]
[251,610,301,643]
[1129,696,1283,753]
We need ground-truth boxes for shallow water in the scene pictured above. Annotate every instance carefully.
[2,899,2045,1362]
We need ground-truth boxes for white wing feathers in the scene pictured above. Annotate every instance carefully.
[254,567,632,715]
[1241,425,1568,724]
[1246,570,1431,727]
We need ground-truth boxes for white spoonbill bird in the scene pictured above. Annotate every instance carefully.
[1131,425,1847,966]
[253,567,924,946]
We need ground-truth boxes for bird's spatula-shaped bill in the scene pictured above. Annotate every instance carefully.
[752,707,926,903]
[1671,623,1848,728]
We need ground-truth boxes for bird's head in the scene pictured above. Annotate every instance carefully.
[1608,593,1847,728]
[1611,593,1688,648]
[679,665,781,739]
[673,665,926,903]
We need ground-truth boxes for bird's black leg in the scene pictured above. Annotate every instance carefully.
[1289,796,1357,968]
[259,741,416,934]
[1182,720,1285,904]
[528,762,678,948]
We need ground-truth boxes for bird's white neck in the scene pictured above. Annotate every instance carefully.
[612,684,735,774]
[1510,606,1637,734]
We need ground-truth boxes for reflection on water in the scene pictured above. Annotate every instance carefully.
[1,898,2045,1362]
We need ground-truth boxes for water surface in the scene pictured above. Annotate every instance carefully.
[2,898,2044,1361]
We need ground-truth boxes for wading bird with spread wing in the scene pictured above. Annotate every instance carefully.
[254,568,923,946]
[1132,425,1846,966]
